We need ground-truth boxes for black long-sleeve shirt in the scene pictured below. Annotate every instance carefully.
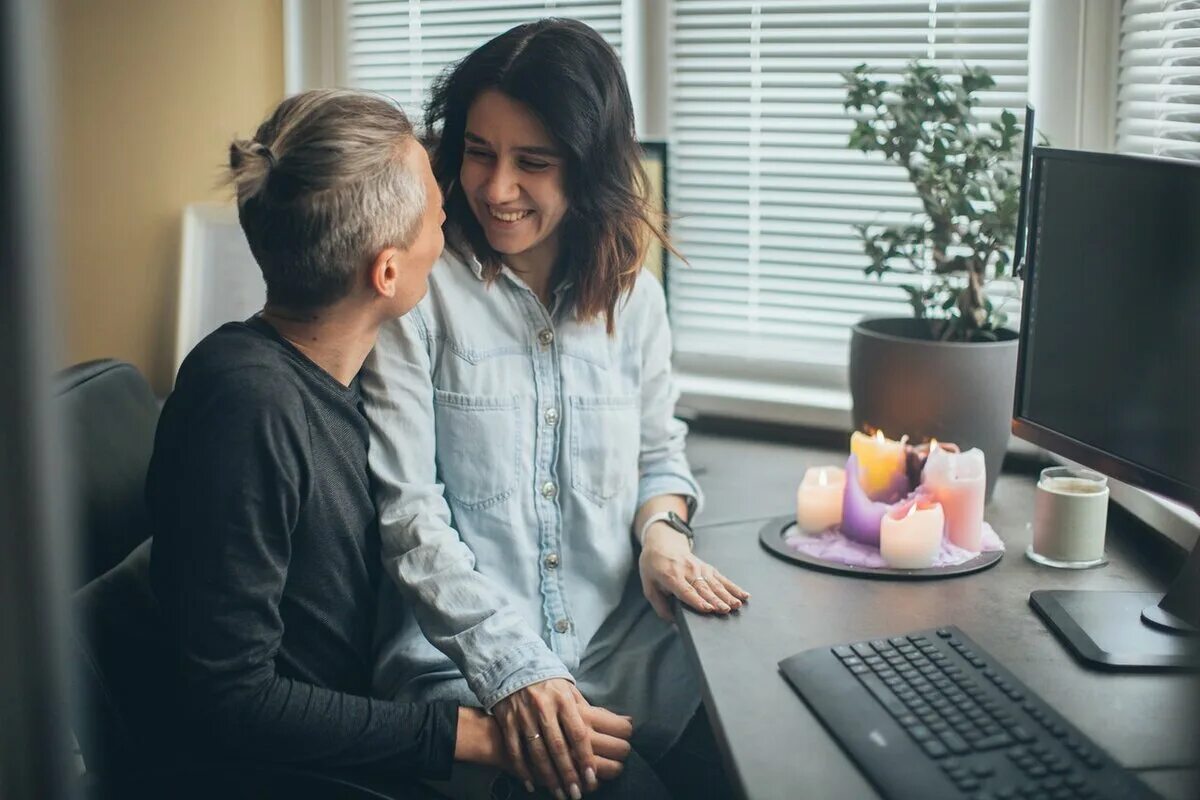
[148,317,457,775]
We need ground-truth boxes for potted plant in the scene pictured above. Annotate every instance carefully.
[842,61,1029,500]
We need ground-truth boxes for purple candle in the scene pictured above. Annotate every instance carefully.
[841,453,894,546]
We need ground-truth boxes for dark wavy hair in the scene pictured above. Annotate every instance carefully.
[425,18,676,332]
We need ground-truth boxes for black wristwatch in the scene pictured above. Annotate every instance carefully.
[639,510,695,550]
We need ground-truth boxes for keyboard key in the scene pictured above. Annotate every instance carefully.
[889,636,909,647]
[909,725,934,742]
[973,733,1014,751]
[852,643,874,658]
[850,665,869,675]
[833,645,855,659]
[860,674,909,718]
[936,628,953,638]
[1010,726,1035,743]
[922,740,949,759]
[871,639,893,652]
[939,731,971,755]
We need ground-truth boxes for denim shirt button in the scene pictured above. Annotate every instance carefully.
[554,618,571,634]
[544,553,560,569]
[541,481,558,499]
[538,328,554,346]
[544,407,559,425]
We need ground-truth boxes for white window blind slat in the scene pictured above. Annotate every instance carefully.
[346,1,623,123]
[668,0,1030,368]
[1115,1,1200,160]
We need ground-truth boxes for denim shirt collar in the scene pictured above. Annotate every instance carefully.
[468,254,575,309]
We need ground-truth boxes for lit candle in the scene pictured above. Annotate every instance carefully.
[880,497,946,569]
[905,438,959,488]
[850,430,910,502]
[840,454,894,546]
[796,466,846,533]
[921,445,986,551]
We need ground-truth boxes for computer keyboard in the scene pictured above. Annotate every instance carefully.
[779,626,1160,800]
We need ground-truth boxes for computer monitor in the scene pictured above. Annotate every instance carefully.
[1013,146,1200,670]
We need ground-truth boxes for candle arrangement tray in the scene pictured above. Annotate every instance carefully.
[759,515,1004,580]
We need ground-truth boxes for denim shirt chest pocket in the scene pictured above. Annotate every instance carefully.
[569,394,640,505]
[433,388,520,509]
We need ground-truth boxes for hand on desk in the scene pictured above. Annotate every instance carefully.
[491,677,632,797]
[639,524,750,621]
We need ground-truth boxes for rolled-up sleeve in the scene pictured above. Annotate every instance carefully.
[362,308,572,710]
[636,276,704,516]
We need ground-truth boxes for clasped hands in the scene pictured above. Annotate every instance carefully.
[461,678,629,798]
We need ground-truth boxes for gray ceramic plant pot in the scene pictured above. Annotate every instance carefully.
[848,317,1019,502]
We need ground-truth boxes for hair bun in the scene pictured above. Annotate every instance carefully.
[253,142,278,170]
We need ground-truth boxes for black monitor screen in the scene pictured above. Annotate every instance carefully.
[1014,148,1200,505]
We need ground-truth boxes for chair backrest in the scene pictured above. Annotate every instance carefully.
[56,360,177,794]
[55,360,159,586]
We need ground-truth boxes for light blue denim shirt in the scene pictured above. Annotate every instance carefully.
[363,251,703,757]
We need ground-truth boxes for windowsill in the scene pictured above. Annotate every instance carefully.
[675,370,1045,458]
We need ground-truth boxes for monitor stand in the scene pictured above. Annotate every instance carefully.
[1029,538,1200,671]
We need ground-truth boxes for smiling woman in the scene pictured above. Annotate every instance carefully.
[459,91,569,284]
[361,17,741,800]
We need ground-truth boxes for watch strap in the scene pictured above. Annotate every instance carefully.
[638,510,694,549]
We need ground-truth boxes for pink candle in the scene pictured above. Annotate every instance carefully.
[921,446,986,550]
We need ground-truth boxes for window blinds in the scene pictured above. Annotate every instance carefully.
[1116,0,1200,160]
[346,0,624,123]
[668,0,1031,370]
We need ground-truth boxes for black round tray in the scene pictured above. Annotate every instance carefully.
[759,515,1003,581]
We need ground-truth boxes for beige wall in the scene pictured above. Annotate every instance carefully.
[55,0,284,393]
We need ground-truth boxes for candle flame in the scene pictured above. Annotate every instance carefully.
[818,470,828,487]
[929,438,939,453]
[874,429,885,443]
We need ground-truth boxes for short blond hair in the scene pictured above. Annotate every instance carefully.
[229,89,424,309]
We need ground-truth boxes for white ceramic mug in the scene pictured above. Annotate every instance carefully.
[1028,466,1110,568]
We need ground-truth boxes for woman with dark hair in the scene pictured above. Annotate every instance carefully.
[364,19,744,799]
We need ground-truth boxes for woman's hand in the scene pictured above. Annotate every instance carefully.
[492,678,599,799]
[638,524,750,621]
[579,697,633,782]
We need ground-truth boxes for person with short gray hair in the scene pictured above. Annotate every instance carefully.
[147,88,527,780]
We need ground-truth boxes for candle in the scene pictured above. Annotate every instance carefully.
[905,438,959,489]
[850,430,910,502]
[880,497,946,569]
[921,445,986,551]
[840,454,894,546]
[796,466,846,533]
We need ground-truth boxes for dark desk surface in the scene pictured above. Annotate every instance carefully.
[680,431,1199,800]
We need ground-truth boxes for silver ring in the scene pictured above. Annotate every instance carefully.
[526,732,543,742]
[691,577,709,586]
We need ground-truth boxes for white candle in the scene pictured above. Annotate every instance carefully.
[921,446,986,551]
[880,499,945,569]
[796,466,846,534]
